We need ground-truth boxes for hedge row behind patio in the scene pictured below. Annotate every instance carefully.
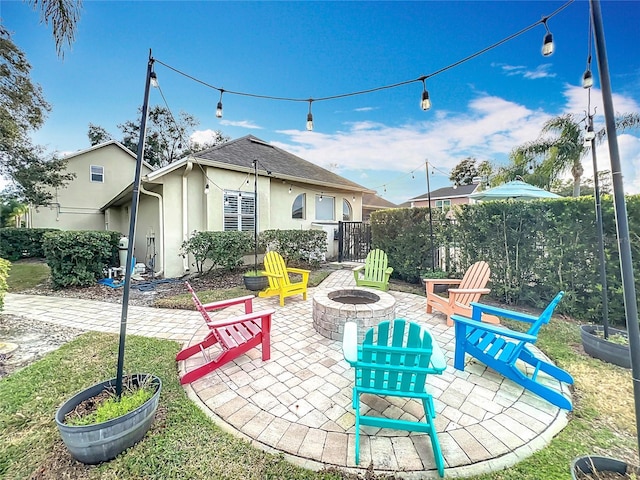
[371,195,640,326]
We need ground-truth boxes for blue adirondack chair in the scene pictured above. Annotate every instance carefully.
[343,319,446,477]
[451,292,574,410]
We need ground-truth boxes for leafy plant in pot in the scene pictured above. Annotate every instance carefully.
[56,54,162,465]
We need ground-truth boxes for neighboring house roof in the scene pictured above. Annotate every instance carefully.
[62,140,156,171]
[408,183,480,202]
[362,193,397,209]
[146,135,374,193]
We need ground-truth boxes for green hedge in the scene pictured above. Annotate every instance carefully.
[260,229,327,268]
[42,231,121,289]
[370,195,640,326]
[0,258,10,311]
[181,231,252,274]
[0,228,58,261]
[370,207,446,283]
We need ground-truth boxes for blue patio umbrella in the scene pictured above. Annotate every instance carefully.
[469,180,561,201]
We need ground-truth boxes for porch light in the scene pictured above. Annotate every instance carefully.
[542,19,554,56]
[421,78,431,111]
[306,100,314,131]
[216,90,224,118]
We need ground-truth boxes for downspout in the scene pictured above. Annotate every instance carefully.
[140,184,164,277]
[182,160,193,272]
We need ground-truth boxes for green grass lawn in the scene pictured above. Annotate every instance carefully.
[6,260,50,292]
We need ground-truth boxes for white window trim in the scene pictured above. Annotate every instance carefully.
[90,165,104,183]
[223,190,256,232]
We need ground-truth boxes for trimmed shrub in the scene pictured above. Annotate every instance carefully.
[259,229,327,268]
[0,228,58,261]
[43,231,120,289]
[0,258,10,310]
[181,231,252,274]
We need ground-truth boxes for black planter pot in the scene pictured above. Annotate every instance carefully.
[571,455,634,479]
[56,373,161,464]
[243,274,269,292]
[580,325,631,369]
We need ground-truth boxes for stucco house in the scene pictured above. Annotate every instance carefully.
[405,183,480,210]
[32,135,373,278]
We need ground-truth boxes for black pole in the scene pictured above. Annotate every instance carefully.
[591,0,640,457]
[116,51,154,398]
[426,160,435,272]
[253,159,258,274]
[588,115,610,338]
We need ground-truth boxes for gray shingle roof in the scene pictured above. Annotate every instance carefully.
[408,183,479,201]
[363,193,397,209]
[193,135,371,192]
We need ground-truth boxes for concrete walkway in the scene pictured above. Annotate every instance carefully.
[2,270,572,478]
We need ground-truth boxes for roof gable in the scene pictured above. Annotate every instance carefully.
[409,183,479,201]
[62,140,155,170]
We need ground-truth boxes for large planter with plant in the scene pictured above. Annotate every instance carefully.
[55,373,161,464]
[580,325,630,369]
[243,271,269,292]
[571,455,636,479]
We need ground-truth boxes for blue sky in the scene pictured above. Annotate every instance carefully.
[3,0,640,204]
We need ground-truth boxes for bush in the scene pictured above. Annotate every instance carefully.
[181,231,252,274]
[259,229,327,268]
[43,231,120,289]
[0,258,10,310]
[0,228,58,261]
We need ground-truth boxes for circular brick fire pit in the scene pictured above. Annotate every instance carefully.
[312,287,396,341]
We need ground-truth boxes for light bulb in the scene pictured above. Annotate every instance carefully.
[288,186,292,194]
[216,101,223,118]
[204,184,210,195]
[306,112,313,131]
[582,70,593,89]
[421,89,431,111]
[150,72,159,88]
[542,32,554,56]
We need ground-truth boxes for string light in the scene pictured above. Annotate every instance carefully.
[306,100,314,131]
[542,18,554,56]
[582,13,594,89]
[582,69,593,89]
[288,186,292,194]
[150,1,571,124]
[204,183,210,195]
[319,192,323,202]
[420,78,431,111]
[150,71,159,88]
[216,89,224,118]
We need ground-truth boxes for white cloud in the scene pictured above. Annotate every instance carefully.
[353,107,376,112]
[273,93,550,175]
[219,120,262,129]
[492,63,556,79]
[562,83,640,117]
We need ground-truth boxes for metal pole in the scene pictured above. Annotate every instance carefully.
[253,159,258,273]
[588,115,610,338]
[591,0,640,457]
[116,51,154,398]
[425,160,435,272]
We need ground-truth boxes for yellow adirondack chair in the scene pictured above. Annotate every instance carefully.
[258,251,310,306]
[353,249,393,291]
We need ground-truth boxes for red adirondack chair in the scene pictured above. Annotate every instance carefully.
[176,282,275,385]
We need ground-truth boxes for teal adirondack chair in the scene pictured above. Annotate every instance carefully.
[353,249,393,291]
[342,319,446,477]
[451,292,574,410]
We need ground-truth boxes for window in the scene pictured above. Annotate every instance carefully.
[291,193,305,219]
[435,199,451,211]
[315,194,335,220]
[90,165,104,183]
[223,191,255,231]
[342,199,352,221]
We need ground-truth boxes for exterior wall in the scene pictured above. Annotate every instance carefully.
[412,196,471,209]
[30,144,150,231]
[156,164,365,278]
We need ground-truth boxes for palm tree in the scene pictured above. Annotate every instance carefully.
[26,0,83,58]
[511,113,640,197]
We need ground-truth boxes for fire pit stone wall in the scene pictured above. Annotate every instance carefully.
[312,287,397,342]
